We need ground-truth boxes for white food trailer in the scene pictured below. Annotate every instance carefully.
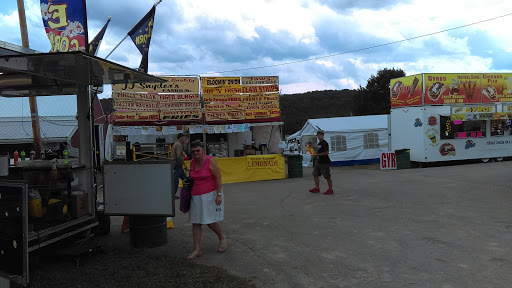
[0,51,167,286]
[390,73,512,163]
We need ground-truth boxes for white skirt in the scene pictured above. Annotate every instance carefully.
[189,190,224,224]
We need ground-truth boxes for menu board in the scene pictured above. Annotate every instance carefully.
[202,76,280,122]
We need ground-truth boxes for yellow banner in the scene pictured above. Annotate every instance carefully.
[183,154,285,184]
[113,92,201,102]
[201,77,241,88]
[245,110,270,119]
[247,155,281,169]
[202,85,279,94]
[161,110,202,121]
[114,100,159,111]
[241,76,279,85]
[159,102,202,111]
[113,111,160,122]
[203,94,243,103]
[112,77,200,94]
[259,101,279,110]
[205,111,245,121]
[157,94,201,102]
[244,109,281,119]
[205,103,244,111]
[269,109,281,118]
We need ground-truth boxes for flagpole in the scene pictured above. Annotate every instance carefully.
[104,0,163,60]
[104,34,127,59]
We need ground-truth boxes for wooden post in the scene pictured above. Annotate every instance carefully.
[17,0,43,157]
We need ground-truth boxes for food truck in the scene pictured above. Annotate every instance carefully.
[390,73,512,163]
[0,51,165,286]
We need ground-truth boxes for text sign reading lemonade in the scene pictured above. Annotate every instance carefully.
[247,155,280,169]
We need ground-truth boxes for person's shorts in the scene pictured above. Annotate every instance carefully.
[313,163,331,179]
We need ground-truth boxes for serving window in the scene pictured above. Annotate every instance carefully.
[491,119,512,137]
[440,116,486,139]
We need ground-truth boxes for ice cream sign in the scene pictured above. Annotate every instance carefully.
[40,0,88,52]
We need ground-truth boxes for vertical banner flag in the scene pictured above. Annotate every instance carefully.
[128,6,156,73]
[40,0,89,52]
[89,16,111,56]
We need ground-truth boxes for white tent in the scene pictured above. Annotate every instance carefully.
[287,115,390,166]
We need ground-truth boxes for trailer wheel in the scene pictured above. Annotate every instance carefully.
[481,158,490,163]
[494,157,504,162]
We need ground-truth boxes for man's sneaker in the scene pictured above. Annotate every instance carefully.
[309,188,320,193]
[323,189,334,195]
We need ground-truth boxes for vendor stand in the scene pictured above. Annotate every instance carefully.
[390,73,512,163]
[106,76,286,184]
[0,51,165,285]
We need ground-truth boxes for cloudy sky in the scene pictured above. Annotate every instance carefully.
[1,0,512,97]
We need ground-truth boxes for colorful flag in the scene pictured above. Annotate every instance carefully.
[89,16,111,56]
[127,6,156,73]
[40,0,88,52]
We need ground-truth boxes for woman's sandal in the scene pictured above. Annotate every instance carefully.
[187,250,203,259]
[218,236,228,253]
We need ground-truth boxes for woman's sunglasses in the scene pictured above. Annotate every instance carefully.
[191,149,202,154]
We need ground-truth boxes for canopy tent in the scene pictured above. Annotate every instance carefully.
[288,115,390,166]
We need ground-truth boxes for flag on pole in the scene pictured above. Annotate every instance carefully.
[89,16,111,56]
[127,6,156,73]
[40,0,89,52]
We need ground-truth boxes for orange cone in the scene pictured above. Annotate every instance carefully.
[121,216,130,233]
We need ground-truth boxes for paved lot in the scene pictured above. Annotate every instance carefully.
[105,161,512,288]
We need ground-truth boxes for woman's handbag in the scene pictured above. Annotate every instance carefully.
[180,177,194,213]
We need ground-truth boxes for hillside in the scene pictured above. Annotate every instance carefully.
[280,89,358,136]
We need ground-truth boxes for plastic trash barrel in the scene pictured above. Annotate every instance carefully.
[286,154,303,178]
[395,149,411,169]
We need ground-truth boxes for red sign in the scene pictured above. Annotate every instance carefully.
[390,75,422,107]
[380,152,397,170]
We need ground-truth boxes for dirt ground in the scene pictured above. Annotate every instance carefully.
[23,160,512,288]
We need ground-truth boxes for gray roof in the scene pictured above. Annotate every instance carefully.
[0,40,39,56]
[0,116,77,144]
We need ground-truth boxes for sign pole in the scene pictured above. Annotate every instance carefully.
[17,0,43,158]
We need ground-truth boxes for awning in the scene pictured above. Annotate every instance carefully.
[0,51,165,97]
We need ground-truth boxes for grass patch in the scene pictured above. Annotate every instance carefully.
[28,248,255,288]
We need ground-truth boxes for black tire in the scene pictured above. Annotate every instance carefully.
[494,157,504,162]
[481,158,490,163]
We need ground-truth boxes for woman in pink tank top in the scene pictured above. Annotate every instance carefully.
[186,141,227,259]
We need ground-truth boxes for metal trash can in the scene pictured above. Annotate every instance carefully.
[395,149,411,169]
[286,154,303,178]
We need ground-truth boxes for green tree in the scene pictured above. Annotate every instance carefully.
[355,68,405,115]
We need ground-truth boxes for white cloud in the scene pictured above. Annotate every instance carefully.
[316,60,335,67]
[338,78,357,89]
[0,10,19,27]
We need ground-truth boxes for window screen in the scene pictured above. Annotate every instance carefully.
[363,133,380,149]
[330,135,347,151]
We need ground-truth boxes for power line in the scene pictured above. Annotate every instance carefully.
[200,12,512,75]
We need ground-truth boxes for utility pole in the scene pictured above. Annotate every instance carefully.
[17,0,43,157]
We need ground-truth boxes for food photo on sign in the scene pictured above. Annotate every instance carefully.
[424,73,483,104]
[389,75,422,107]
